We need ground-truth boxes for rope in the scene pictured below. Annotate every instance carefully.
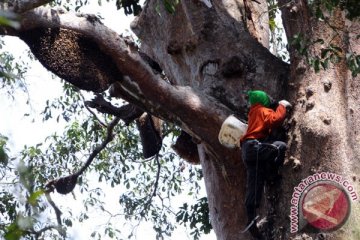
[254,142,259,210]
[242,140,281,234]
[253,141,280,220]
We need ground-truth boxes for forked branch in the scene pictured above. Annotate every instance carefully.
[45,116,120,195]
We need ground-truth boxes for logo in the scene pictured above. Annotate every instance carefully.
[290,172,357,233]
[301,182,350,231]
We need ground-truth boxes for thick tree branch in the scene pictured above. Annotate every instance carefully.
[80,93,107,127]
[85,94,143,125]
[10,7,233,155]
[1,0,52,13]
[1,6,286,169]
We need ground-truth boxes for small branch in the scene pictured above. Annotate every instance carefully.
[151,154,161,197]
[80,92,107,128]
[136,154,161,216]
[78,116,120,175]
[125,155,156,163]
[28,225,64,238]
[40,191,66,237]
[34,226,57,235]
[41,116,121,236]
[44,191,62,225]
[46,116,120,194]
[1,0,53,13]
[85,94,143,125]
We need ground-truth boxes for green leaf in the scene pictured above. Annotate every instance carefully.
[315,6,324,19]
[0,11,20,29]
[155,4,162,16]
[28,189,44,206]
[269,18,276,32]
[64,218,72,227]
[0,147,8,165]
[313,58,320,73]
[4,222,23,240]
[163,0,177,14]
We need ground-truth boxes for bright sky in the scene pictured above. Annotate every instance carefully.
[0,1,216,239]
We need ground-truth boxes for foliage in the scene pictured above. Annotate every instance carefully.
[0,135,18,234]
[153,0,180,16]
[162,0,179,14]
[51,0,92,12]
[0,40,28,96]
[286,0,360,76]
[266,0,359,76]
[290,33,360,76]
[267,0,290,62]
[310,0,360,20]
[176,197,212,240]
[1,79,210,239]
[0,11,26,95]
[346,53,360,77]
[51,0,142,16]
[116,0,142,16]
[0,134,9,166]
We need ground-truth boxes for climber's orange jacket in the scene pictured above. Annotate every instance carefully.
[240,103,286,144]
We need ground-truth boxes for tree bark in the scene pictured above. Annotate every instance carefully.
[276,1,360,239]
[132,1,290,239]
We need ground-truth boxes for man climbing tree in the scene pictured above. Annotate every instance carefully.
[240,90,291,239]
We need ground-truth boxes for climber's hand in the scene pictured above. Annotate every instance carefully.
[279,100,292,109]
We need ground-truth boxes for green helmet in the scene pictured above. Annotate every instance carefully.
[247,90,270,107]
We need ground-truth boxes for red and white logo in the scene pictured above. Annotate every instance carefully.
[301,182,350,231]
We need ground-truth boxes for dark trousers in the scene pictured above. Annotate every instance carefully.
[241,140,286,223]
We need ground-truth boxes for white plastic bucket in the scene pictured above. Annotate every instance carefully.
[218,115,248,148]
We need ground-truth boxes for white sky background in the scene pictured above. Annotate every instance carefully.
[0,1,216,239]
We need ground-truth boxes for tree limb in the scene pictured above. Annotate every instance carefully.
[12,7,232,155]
[151,154,161,197]
[44,192,62,225]
[80,93,107,128]
[85,94,143,125]
[46,116,120,194]
[1,7,242,167]
[78,116,120,175]
[1,0,53,13]
[43,191,66,237]
[24,225,65,239]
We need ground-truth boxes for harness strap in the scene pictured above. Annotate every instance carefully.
[241,215,259,233]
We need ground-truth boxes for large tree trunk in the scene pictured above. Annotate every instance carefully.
[131,1,288,239]
[1,0,359,239]
[276,1,360,239]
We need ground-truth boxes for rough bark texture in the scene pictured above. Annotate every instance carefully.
[277,1,360,239]
[1,0,359,239]
[131,1,289,239]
